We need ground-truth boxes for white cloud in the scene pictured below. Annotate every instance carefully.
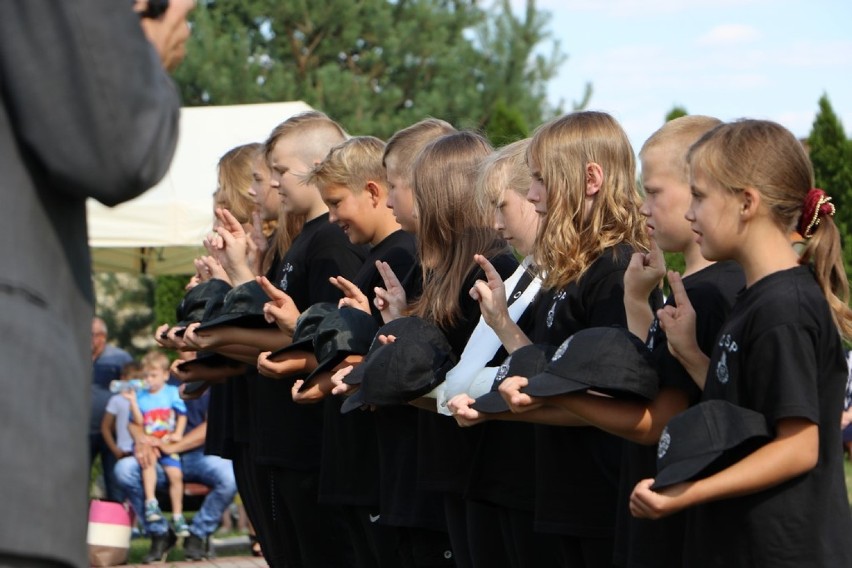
[697,24,762,47]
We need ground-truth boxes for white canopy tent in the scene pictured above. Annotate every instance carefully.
[87,101,313,274]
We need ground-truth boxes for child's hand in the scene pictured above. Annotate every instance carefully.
[330,365,356,396]
[182,322,219,351]
[256,350,307,380]
[657,271,703,375]
[629,478,692,519]
[625,241,666,301]
[257,276,300,334]
[331,275,372,314]
[169,432,182,443]
[121,389,137,402]
[469,254,510,332]
[498,375,543,413]
[373,261,407,323]
[447,393,487,427]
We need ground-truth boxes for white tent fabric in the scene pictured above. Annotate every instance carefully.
[87,101,314,274]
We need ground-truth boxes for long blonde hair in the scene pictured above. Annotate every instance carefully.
[688,119,852,339]
[529,111,648,290]
[476,138,532,211]
[408,131,508,328]
[215,143,261,224]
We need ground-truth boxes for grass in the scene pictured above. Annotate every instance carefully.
[846,458,852,505]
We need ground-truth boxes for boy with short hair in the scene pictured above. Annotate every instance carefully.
[290,135,419,567]
[125,350,189,537]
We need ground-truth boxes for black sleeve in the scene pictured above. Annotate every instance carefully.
[306,228,366,305]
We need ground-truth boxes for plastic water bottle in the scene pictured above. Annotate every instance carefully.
[109,379,148,394]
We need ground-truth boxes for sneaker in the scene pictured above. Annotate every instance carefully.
[183,533,207,561]
[142,529,177,564]
[173,515,190,538]
[144,500,163,522]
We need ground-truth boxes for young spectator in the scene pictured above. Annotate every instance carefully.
[125,351,188,536]
[116,374,238,562]
[100,361,144,502]
[630,119,852,566]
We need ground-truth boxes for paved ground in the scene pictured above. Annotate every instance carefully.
[124,558,267,567]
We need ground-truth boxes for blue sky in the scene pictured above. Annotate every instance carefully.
[511,0,852,153]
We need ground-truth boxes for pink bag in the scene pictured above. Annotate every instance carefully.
[87,500,132,566]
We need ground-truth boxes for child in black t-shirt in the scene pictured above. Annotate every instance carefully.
[337,130,518,567]
[630,119,852,567]
[333,119,459,568]
[460,111,654,568]
[267,134,418,568]
[188,111,365,567]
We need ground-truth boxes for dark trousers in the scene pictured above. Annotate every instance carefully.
[467,501,561,568]
[253,464,354,568]
[89,433,122,502]
[556,534,615,568]
[232,444,272,561]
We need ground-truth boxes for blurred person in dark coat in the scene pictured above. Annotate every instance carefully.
[0,1,194,566]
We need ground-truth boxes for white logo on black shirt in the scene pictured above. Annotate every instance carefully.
[647,318,659,350]
[279,263,294,291]
[715,334,738,385]
[658,427,671,458]
[546,290,568,328]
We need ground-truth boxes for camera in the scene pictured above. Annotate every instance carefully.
[139,0,169,19]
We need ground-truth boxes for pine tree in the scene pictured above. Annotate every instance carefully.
[807,94,852,280]
[172,0,581,138]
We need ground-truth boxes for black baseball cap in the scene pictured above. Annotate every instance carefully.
[195,281,274,331]
[471,343,557,414]
[175,351,244,373]
[652,399,771,490]
[175,279,232,329]
[522,326,660,401]
[342,316,441,387]
[340,317,456,413]
[265,302,338,362]
[299,308,379,391]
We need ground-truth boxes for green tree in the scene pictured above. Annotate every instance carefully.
[93,273,156,358]
[807,94,852,279]
[173,0,581,139]
[665,105,687,122]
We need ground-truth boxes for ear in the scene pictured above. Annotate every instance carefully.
[740,187,761,220]
[585,162,603,197]
[364,181,384,206]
